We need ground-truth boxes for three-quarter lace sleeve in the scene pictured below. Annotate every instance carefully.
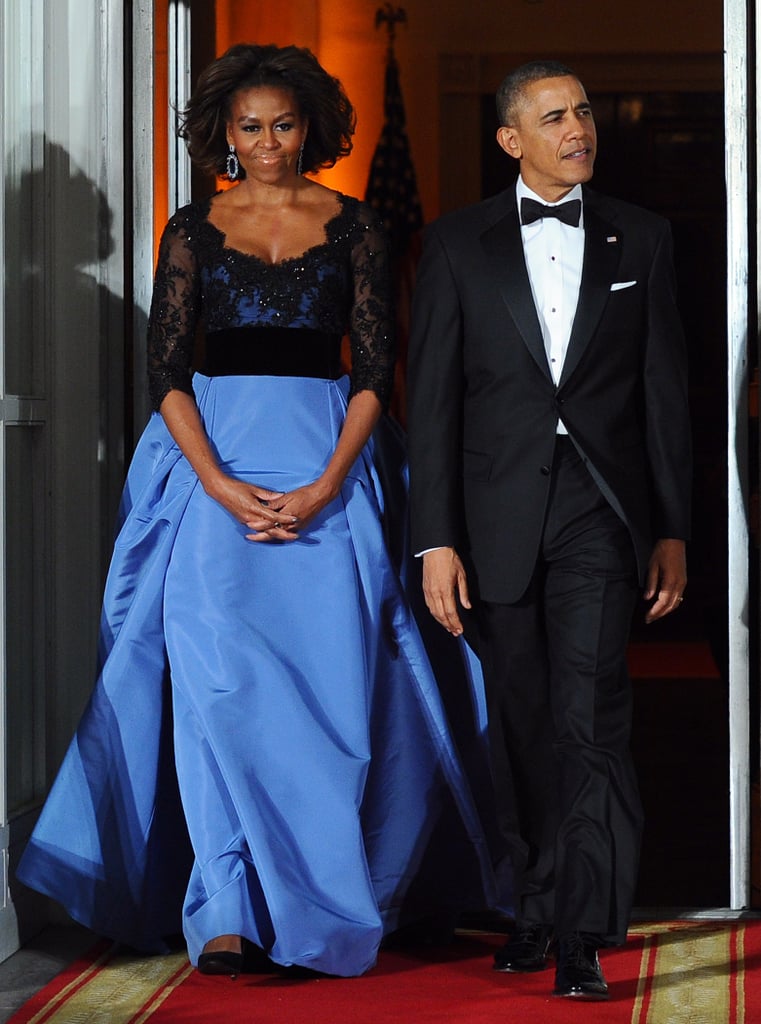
[147,207,202,410]
[347,203,396,409]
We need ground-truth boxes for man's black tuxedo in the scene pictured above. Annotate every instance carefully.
[408,185,691,605]
[407,183,691,944]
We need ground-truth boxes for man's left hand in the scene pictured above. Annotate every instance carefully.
[644,538,687,623]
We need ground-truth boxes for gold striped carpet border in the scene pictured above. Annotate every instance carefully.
[23,948,192,1024]
[629,921,746,1023]
[16,922,755,1023]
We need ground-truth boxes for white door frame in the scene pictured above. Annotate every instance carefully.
[132,1,157,431]
[725,0,752,909]
[168,0,192,217]
[131,0,191,428]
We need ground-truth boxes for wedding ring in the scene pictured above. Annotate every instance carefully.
[274,521,282,529]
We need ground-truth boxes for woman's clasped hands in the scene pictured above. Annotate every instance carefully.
[206,471,337,542]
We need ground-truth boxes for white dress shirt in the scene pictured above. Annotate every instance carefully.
[516,177,585,435]
[416,179,586,556]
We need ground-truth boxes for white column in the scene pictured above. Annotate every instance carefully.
[725,0,751,908]
[168,0,192,216]
[132,0,156,431]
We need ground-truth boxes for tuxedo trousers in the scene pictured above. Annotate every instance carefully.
[474,436,643,945]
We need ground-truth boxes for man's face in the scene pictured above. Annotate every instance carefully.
[497,75,597,202]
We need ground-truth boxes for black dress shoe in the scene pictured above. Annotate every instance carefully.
[197,950,243,977]
[493,922,553,972]
[553,933,609,1000]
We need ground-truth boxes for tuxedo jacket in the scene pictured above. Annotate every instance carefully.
[407,185,691,605]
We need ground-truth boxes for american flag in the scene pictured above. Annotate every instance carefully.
[365,51,424,261]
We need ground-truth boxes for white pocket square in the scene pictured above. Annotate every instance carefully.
[610,280,637,291]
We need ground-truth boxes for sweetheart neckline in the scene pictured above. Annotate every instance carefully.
[202,193,349,268]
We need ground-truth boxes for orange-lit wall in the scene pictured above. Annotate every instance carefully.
[155,0,722,227]
[215,0,318,51]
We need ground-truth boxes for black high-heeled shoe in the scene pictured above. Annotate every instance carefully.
[197,950,244,977]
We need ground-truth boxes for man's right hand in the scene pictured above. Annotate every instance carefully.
[422,547,471,636]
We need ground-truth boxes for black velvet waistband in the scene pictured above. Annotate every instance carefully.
[201,327,344,379]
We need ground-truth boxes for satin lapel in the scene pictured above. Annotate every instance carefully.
[559,203,623,386]
[480,201,552,382]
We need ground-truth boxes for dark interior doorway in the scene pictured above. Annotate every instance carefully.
[482,89,730,906]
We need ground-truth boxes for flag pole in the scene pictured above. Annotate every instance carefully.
[367,4,421,424]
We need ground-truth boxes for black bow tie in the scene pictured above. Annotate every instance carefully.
[521,197,581,227]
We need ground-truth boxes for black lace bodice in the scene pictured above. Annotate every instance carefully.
[147,193,396,410]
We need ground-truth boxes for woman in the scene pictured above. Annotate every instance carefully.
[18,44,495,978]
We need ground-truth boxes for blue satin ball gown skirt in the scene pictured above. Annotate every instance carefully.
[17,373,498,977]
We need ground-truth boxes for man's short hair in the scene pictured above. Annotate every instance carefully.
[496,60,578,126]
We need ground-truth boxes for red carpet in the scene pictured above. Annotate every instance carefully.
[9,921,761,1023]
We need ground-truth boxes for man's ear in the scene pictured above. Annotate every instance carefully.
[496,125,522,161]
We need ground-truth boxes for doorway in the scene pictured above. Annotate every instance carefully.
[152,16,748,910]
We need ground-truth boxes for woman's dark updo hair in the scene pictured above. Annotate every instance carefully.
[179,43,356,179]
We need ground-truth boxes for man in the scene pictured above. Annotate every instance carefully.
[407,60,690,1000]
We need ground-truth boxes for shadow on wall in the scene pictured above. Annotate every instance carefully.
[4,135,148,545]
[3,137,147,856]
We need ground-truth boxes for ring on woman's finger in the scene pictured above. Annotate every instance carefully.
[274,521,282,529]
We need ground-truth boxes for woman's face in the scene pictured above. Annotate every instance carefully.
[225,85,307,184]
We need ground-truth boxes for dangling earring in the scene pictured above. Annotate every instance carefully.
[297,140,305,176]
[226,144,239,181]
